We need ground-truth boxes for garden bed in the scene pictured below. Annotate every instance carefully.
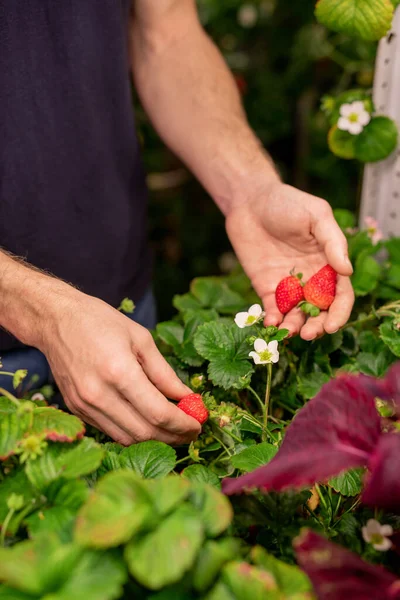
[0,216,399,599]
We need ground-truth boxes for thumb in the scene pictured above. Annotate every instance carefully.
[134,330,192,400]
[312,205,353,276]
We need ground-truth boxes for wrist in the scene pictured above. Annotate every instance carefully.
[214,142,282,217]
[0,254,79,350]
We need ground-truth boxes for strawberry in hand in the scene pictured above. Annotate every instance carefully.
[226,182,355,340]
[275,272,304,314]
[302,265,337,316]
[177,393,209,425]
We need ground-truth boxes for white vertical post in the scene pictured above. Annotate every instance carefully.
[360,9,400,238]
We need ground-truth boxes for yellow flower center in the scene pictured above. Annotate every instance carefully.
[258,350,272,362]
[246,315,257,325]
[370,533,384,545]
[349,112,360,123]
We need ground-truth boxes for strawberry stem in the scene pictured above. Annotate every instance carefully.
[263,363,273,440]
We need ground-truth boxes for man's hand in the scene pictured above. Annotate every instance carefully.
[226,182,355,340]
[41,291,201,446]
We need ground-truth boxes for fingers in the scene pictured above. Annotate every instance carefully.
[263,294,284,328]
[280,307,306,337]
[133,328,192,400]
[300,276,354,339]
[300,312,328,341]
[117,362,201,440]
[324,276,355,333]
[311,203,353,277]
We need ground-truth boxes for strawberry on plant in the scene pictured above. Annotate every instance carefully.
[177,393,209,425]
[275,272,304,314]
[302,264,337,316]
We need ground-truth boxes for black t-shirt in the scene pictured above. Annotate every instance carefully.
[0,0,151,350]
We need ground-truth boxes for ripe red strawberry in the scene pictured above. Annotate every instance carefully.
[177,393,208,425]
[275,275,305,314]
[303,265,337,312]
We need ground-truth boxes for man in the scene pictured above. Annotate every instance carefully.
[0,1,354,446]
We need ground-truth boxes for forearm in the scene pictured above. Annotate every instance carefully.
[130,10,280,215]
[0,251,75,349]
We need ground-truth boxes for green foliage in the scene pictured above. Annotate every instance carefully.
[315,0,394,41]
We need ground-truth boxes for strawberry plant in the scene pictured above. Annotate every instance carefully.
[0,216,399,599]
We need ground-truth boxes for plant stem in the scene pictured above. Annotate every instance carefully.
[212,435,233,457]
[213,423,242,444]
[263,364,273,440]
[0,509,15,547]
[175,456,190,466]
[0,372,15,378]
[247,385,265,416]
[0,387,20,407]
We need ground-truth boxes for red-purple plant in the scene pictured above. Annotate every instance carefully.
[294,529,400,600]
[222,363,400,514]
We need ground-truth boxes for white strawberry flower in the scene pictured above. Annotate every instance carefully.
[237,4,258,28]
[337,101,371,135]
[249,339,279,365]
[362,519,393,552]
[234,304,264,328]
[31,393,45,402]
[364,216,384,245]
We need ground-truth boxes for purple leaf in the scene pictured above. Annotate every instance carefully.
[359,362,400,416]
[362,433,400,514]
[223,374,381,495]
[294,529,400,600]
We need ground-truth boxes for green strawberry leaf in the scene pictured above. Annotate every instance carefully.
[354,116,398,163]
[0,587,35,599]
[355,351,394,376]
[0,536,82,595]
[194,322,254,390]
[124,503,204,590]
[173,293,203,313]
[31,407,85,443]
[156,322,184,348]
[74,471,153,548]
[0,469,36,525]
[190,278,246,314]
[297,372,331,400]
[222,561,279,598]
[40,550,127,600]
[0,412,31,460]
[379,320,400,357]
[231,443,278,473]
[189,483,233,538]
[329,468,364,496]
[334,209,356,230]
[182,465,221,489]
[120,441,177,479]
[250,546,312,597]
[328,125,356,159]
[25,438,104,490]
[315,0,394,41]
[193,539,241,593]
[351,250,380,296]
[145,477,191,516]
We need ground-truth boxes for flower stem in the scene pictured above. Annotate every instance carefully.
[263,364,273,437]
[175,456,190,466]
[213,422,242,444]
[0,509,15,547]
[0,387,20,407]
[247,385,265,416]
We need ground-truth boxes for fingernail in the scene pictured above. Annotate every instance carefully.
[344,255,353,271]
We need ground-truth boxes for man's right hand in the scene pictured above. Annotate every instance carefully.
[38,290,201,445]
[0,253,200,446]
